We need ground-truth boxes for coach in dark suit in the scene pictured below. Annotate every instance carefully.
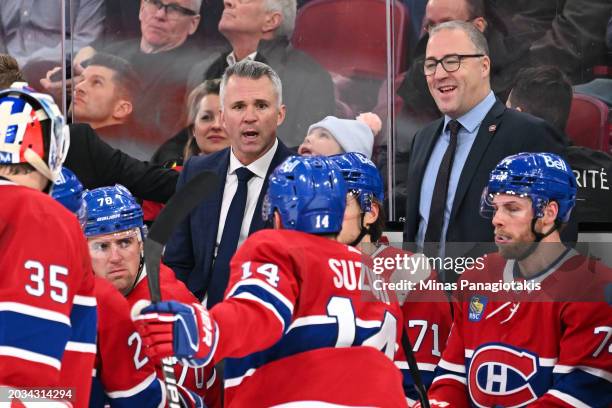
[164,60,292,306]
[402,21,567,275]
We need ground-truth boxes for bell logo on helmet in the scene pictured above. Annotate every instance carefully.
[543,155,568,171]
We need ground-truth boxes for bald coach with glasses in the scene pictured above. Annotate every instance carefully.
[402,21,567,281]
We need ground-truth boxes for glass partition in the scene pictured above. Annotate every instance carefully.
[10,0,609,232]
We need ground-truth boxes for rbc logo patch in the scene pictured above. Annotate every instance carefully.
[468,295,488,322]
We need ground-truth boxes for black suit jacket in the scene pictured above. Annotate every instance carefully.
[403,100,570,261]
[163,141,293,302]
[65,124,179,202]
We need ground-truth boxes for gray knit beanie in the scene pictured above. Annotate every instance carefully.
[307,116,374,159]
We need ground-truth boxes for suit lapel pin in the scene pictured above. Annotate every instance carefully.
[488,124,497,133]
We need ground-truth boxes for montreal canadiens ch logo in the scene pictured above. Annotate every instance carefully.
[468,344,539,408]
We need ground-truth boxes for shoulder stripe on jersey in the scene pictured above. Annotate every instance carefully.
[65,341,96,354]
[225,368,256,388]
[68,304,97,345]
[227,279,294,312]
[73,295,97,307]
[0,311,70,361]
[232,290,290,331]
[0,345,61,370]
[0,302,70,326]
[395,361,408,370]
[465,348,474,358]
[433,373,467,385]
[106,372,157,399]
[546,389,590,408]
[417,362,437,372]
[438,358,466,374]
[396,361,436,371]
[554,364,612,383]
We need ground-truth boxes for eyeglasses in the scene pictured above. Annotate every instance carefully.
[143,0,198,18]
[423,54,484,76]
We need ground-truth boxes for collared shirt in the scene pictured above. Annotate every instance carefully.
[416,91,496,254]
[226,51,258,67]
[215,138,279,253]
[0,0,104,67]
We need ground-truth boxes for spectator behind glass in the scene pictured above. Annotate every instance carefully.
[152,79,230,165]
[489,0,611,84]
[0,54,26,87]
[183,80,230,161]
[187,0,336,149]
[0,58,179,203]
[505,65,609,231]
[70,52,156,160]
[506,66,573,135]
[44,0,203,147]
[0,1,104,88]
[298,113,382,159]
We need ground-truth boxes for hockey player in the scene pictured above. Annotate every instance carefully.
[0,85,97,405]
[131,155,410,407]
[415,152,612,407]
[330,152,453,406]
[82,185,219,407]
[51,169,175,407]
[51,167,87,227]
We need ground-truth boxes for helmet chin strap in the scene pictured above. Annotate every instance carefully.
[349,213,372,247]
[127,231,146,295]
[516,218,561,261]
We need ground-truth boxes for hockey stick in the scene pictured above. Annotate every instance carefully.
[144,170,219,408]
[400,329,431,408]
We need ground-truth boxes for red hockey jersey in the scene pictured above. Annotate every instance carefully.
[0,182,97,406]
[364,245,453,406]
[127,263,220,408]
[91,276,164,407]
[210,229,409,407]
[426,250,612,407]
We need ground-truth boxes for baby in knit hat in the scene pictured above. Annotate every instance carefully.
[298,113,382,159]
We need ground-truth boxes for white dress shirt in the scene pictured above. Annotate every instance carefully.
[226,51,258,67]
[215,139,279,254]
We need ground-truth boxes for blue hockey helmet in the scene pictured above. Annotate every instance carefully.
[0,82,69,183]
[83,184,144,237]
[480,152,577,223]
[263,155,348,234]
[329,152,384,212]
[51,167,87,226]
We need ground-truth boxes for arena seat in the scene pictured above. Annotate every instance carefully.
[292,0,409,79]
[566,93,611,153]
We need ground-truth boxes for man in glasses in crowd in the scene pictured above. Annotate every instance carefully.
[402,21,567,282]
[45,0,203,145]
